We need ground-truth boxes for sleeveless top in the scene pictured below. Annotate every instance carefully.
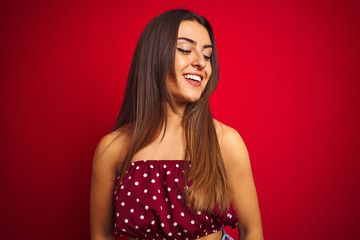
[113,160,238,240]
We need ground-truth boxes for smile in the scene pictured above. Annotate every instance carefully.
[183,74,203,82]
[183,74,203,87]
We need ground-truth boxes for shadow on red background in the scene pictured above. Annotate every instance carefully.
[1,0,359,239]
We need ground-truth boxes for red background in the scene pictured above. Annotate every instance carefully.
[1,0,359,239]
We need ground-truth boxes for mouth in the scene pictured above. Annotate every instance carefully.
[182,74,203,86]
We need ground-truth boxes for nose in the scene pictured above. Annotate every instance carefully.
[191,51,206,69]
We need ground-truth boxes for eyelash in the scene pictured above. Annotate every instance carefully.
[177,48,211,61]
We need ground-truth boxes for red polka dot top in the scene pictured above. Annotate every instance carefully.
[113,160,238,240]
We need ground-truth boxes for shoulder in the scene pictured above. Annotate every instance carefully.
[93,126,132,172]
[213,118,246,150]
[213,119,249,166]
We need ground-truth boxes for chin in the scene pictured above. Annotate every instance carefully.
[185,95,202,103]
[172,89,204,104]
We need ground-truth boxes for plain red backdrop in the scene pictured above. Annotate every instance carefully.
[1,0,359,239]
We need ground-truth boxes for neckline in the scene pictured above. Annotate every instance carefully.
[131,159,189,164]
[117,160,191,182]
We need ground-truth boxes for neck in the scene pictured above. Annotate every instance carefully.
[165,102,186,128]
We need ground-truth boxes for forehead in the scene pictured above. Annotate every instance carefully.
[177,20,211,45]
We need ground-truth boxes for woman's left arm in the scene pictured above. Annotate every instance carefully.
[219,125,264,240]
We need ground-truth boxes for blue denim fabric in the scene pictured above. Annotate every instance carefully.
[221,228,234,240]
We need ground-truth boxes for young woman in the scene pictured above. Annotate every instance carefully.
[90,9,263,240]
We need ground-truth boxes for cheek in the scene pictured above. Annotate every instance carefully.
[174,56,188,73]
[166,73,178,91]
[206,65,212,78]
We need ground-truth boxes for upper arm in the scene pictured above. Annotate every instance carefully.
[217,123,263,238]
[90,131,127,240]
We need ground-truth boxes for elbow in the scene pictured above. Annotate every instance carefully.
[90,230,114,240]
[91,235,114,240]
[238,226,264,240]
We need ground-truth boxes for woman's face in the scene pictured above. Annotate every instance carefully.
[167,20,213,104]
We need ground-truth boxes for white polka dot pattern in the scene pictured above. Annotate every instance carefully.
[113,160,238,239]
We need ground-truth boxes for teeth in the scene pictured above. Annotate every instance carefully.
[183,74,201,82]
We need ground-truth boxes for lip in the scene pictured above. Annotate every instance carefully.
[182,73,204,87]
[184,78,201,86]
[182,73,204,80]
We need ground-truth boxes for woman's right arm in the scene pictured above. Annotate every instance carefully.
[90,131,126,240]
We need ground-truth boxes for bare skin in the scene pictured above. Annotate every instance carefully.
[90,106,263,240]
[90,20,263,240]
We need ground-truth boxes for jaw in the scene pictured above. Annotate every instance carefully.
[167,74,209,104]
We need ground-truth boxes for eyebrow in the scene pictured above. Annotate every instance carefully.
[177,37,213,49]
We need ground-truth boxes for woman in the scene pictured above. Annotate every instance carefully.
[90,9,263,240]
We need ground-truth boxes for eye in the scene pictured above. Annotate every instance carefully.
[203,55,211,61]
[177,48,191,54]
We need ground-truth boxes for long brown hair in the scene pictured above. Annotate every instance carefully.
[111,9,230,213]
